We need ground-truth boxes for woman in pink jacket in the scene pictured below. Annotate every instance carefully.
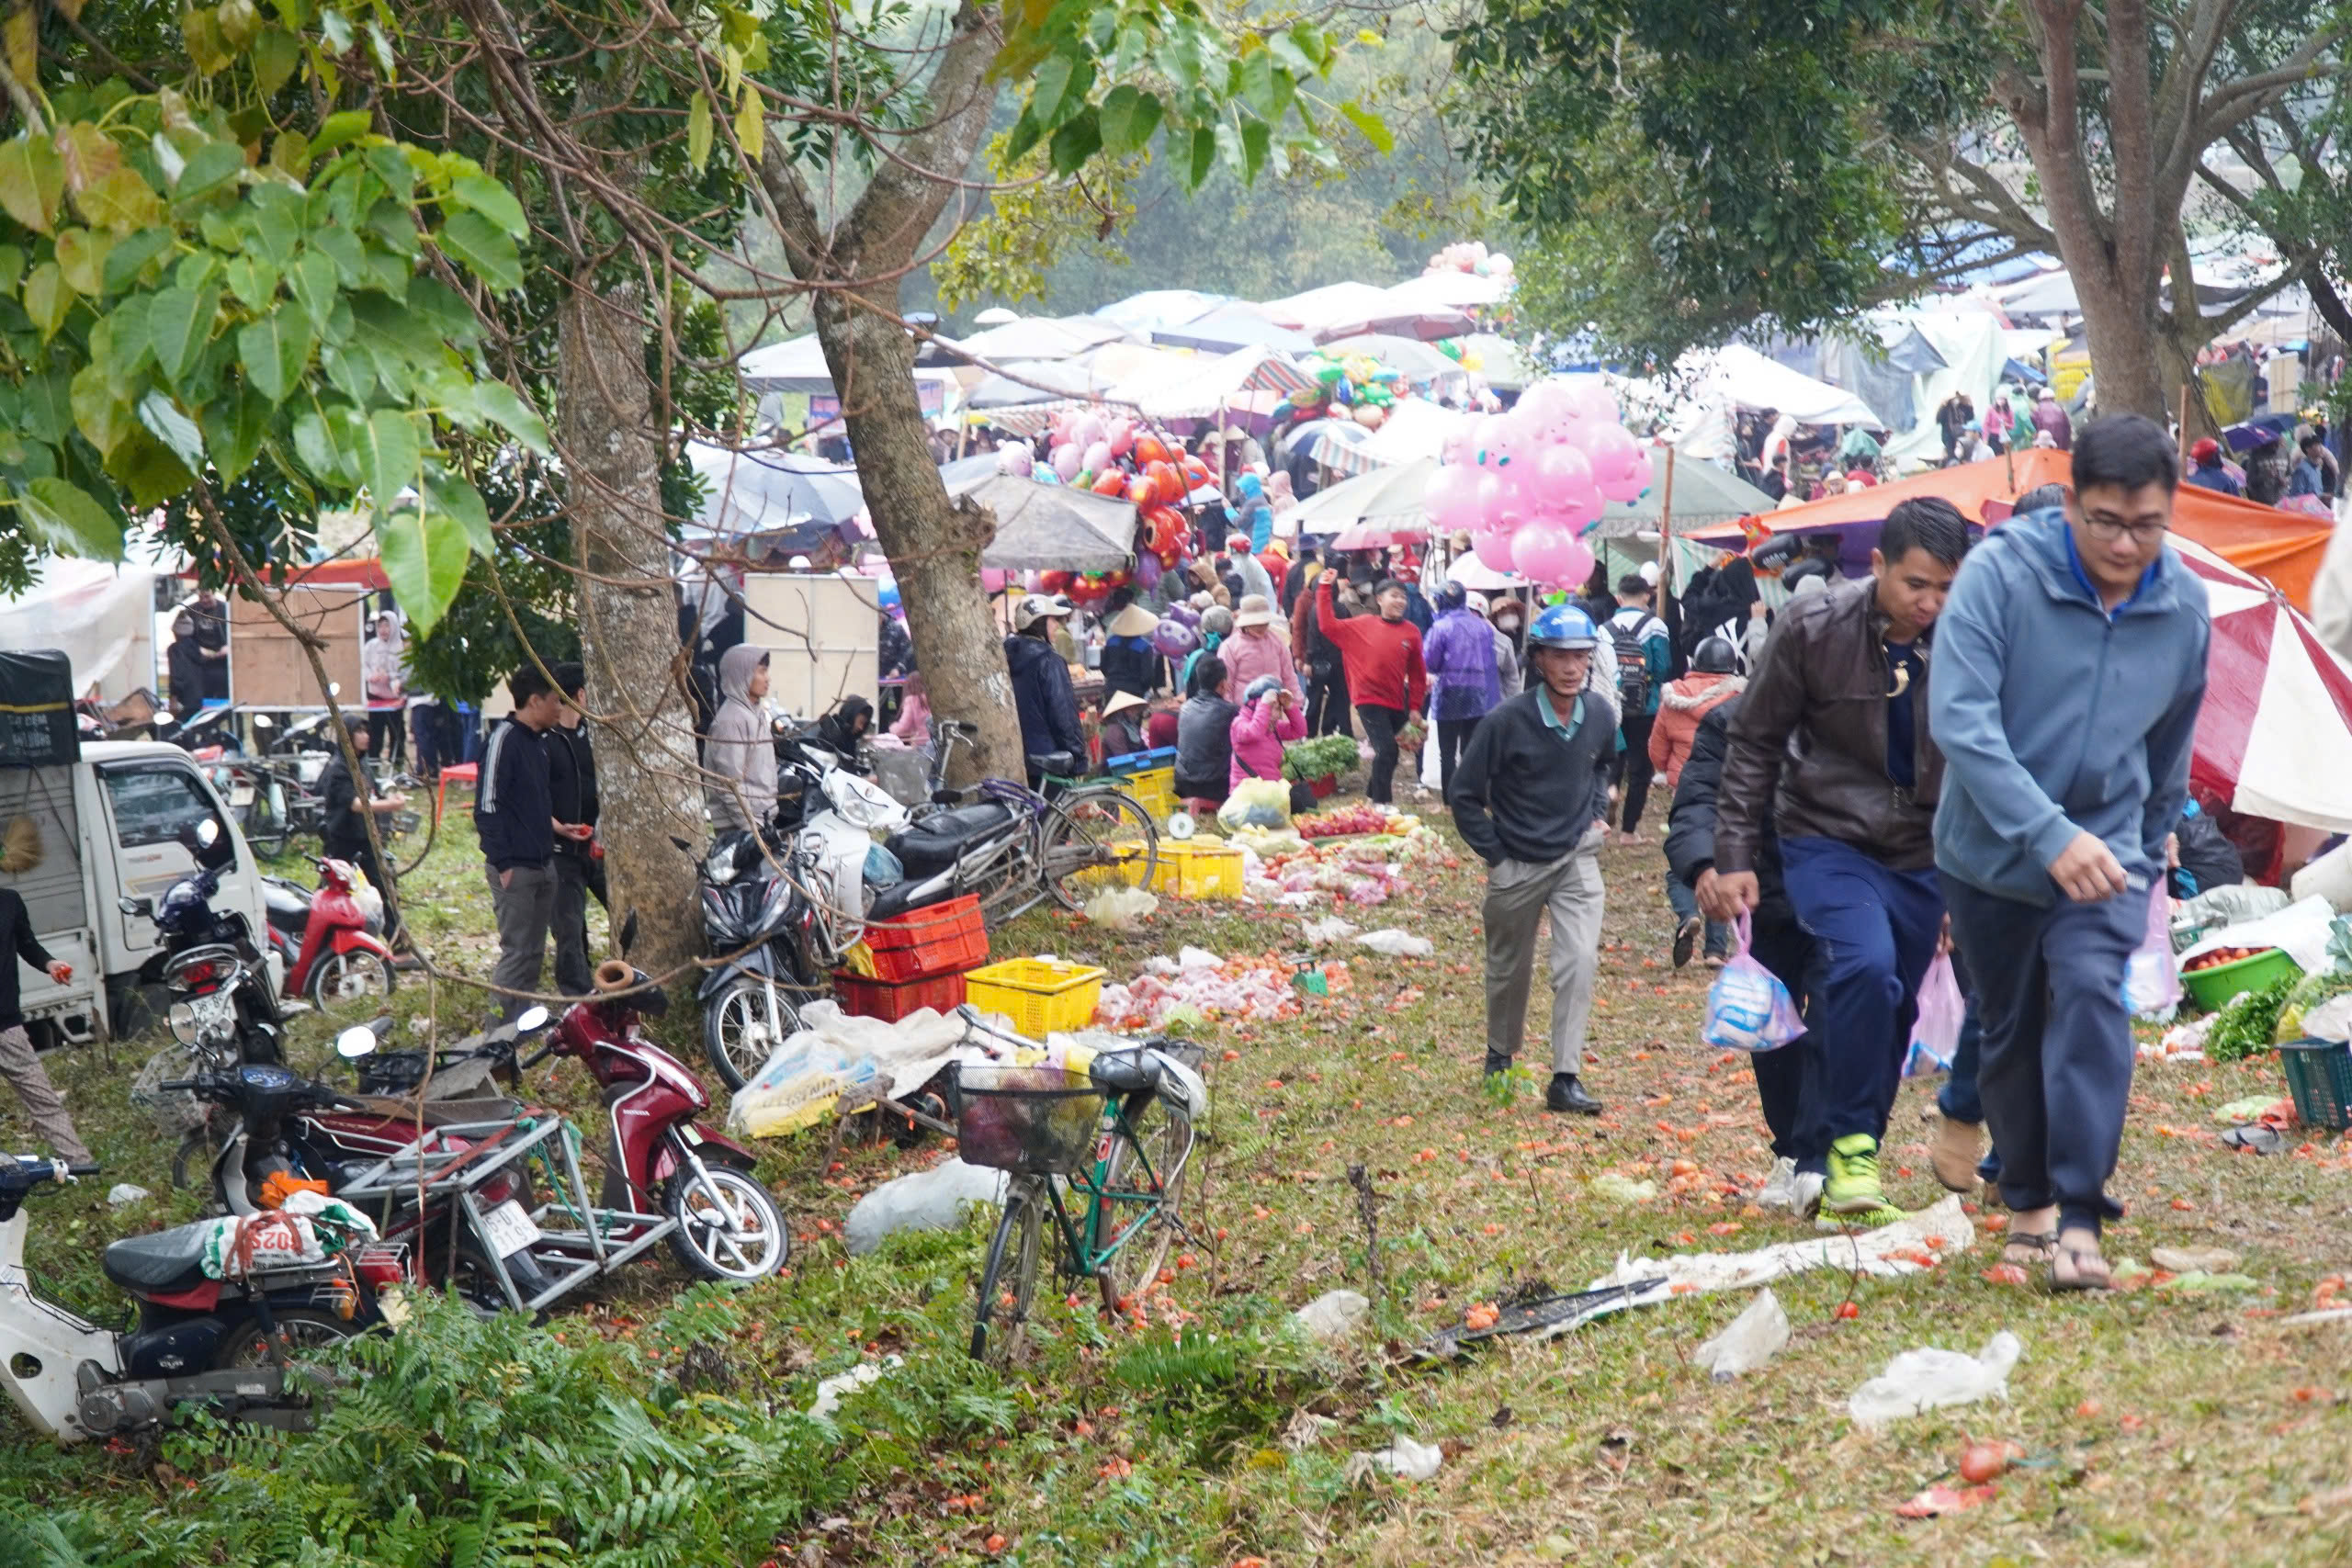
[1228,676,1306,804]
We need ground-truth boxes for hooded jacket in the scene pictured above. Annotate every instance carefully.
[1647,671,1746,790]
[1423,606,1501,722]
[1004,632,1086,765]
[1228,689,1305,790]
[1928,507,2209,906]
[704,644,775,833]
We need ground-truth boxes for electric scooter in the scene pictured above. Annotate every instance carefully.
[0,1155,401,1445]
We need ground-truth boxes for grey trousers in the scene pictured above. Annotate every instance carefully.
[1481,836,1607,1074]
[485,862,557,1023]
[551,853,594,998]
[0,1023,93,1165]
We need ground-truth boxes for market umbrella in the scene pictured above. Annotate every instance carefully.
[954,473,1136,572]
[918,315,1135,367]
[1150,304,1316,355]
[2174,536,2352,831]
[1265,281,1475,343]
[1319,333,1465,379]
[1329,521,1431,551]
[685,443,864,536]
[1386,270,1510,310]
[1279,416,1372,464]
[1592,454,1775,540]
[1456,332,1532,391]
[1285,458,1436,536]
[1094,289,1228,334]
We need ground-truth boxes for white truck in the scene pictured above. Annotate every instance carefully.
[0,741,276,1047]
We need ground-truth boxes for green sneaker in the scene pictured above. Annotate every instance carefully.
[1815,1134,1911,1230]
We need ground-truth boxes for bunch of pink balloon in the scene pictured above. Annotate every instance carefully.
[1420,377,1656,587]
[1041,409,1140,488]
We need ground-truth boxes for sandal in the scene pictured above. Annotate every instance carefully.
[2001,1231,2057,1268]
[2049,1235,2112,1292]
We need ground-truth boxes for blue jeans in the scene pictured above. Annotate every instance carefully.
[1780,836,1946,1155]
[1665,874,1731,957]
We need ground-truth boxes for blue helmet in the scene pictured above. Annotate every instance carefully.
[1527,604,1599,651]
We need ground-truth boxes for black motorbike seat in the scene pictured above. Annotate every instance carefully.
[1088,1050,1160,1095]
[888,803,1018,874]
[864,880,930,920]
[101,1221,220,1294]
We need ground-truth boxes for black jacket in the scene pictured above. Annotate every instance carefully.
[1665,698,1796,928]
[548,723,598,858]
[1003,633,1085,763]
[1098,635,1163,702]
[319,752,372,857]
[0,888,54,1031]
[1447,688,1614,865]
[475,716,554,871]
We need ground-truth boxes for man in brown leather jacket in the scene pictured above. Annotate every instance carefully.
[1704,498,1968,1226]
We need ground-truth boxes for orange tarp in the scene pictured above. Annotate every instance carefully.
[1685,452,2333,611]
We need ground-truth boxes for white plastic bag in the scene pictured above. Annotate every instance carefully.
[842,1159,1007,1256]
[1355,928,1434,958]
[1701,917,1806,1052]
[2122,882,2182,1021]
[1693,1288,1789,1381]
[1083,885,1159,931]
[1848,1331,2023,1428]
[1903,954,1965,1077]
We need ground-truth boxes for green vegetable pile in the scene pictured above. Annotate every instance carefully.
[1282,734,1360,782]
[2210,976,2296,1064]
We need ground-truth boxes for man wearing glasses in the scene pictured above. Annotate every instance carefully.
[1929,416,2209,1292]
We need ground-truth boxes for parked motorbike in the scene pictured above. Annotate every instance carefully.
[0,1153,401,1445]
[121,818,285,1067]
[262,856,396,1018]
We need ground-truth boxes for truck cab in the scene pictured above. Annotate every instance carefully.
[0,741,276,1046]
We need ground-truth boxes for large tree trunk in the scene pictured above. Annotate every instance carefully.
[808,293,1023,783]
[559,277,706,980]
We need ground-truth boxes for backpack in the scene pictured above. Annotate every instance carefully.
[1611,613,1659,711]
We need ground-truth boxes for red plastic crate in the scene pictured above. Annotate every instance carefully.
[863,895,989,982]
[831,969,967,1022]
[1306,774,1338,798]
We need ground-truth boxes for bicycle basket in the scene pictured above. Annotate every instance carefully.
[952,1064,1108,1176]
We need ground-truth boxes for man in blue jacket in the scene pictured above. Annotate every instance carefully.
[1004,594,1087,786]
[476,665,564,1023]
[1929,415,2209,1291]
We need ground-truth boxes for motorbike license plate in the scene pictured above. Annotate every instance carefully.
[188,992,235,1034]
[230,784,254,807]
[480,1199,541,1258]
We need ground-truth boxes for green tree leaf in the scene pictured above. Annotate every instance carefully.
[223,254,278,311]
[473,380,548,454]
[136,389,207,471]
[198,383,272,483]
[21,261,69,341]
[69,364,136,455]
[1097,86,1162,157]
[147,284,221,389]
[733,88,763,165]
[1187,125,1216,189]
[237,303,313,404]
[0,136,66,233]
[16,477,124,558]
[53,228,107,297]
[686,90,713,173]
[436,209,522,293]
[451,173,526,239]
[252,26,300,96]
[311,108,371,157]
[375,502,468,633]
[356,406,421,505]
[76,167,164,233]
[288,248,338,332]
[102,424,196,507]
[173,142,246,205]
[1338,101,1393,155]
[1048,109,1101,177]
[427,467,494,554]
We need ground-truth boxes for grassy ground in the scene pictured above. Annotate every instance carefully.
[6,791,2352,1565]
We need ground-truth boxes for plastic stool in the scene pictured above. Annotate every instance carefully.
[435,762,480,822]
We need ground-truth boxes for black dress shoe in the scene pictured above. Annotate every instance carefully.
[1672,917,1703,969]
[1483,1050,1512,1077]
[1545,1074,1602,1115]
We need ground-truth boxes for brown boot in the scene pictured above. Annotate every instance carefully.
[1928,1111,1984,1193]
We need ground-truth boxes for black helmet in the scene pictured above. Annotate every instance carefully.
[1693,636,1739,674]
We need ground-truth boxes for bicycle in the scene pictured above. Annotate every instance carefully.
[950,1014,1207,1365]
[910,718,1160,927]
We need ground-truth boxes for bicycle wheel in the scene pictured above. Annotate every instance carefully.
[248,780,290,859]
[970,1178,1045,1365]
[1041,788,1159,912]
[1091,1093,1193,1311]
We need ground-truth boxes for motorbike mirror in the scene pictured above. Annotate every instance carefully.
[252,713,276,730]
[117,895,146,916]
[514,1005,551,1033]
[335,1025,379,1059]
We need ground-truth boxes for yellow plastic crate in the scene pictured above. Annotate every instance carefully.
[1123,765,1175,819]
[1152,840,1244,899]
[965,958,1107,1036]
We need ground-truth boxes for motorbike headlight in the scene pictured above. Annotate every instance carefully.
[168,1001,198,1044]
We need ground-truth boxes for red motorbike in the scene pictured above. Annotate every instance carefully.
[274,856,396,1018]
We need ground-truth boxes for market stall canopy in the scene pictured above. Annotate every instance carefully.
[1457,332,1532,391]
[1388,269,1511,310]
[1109,344,1315,421]
[2175,536,2352,831]
[1264,280,1475,343]
[0,556,161,702]
[1150,304,1316,355]
[1321,399,1470,477]
[954,473,1136,572]
[1092,289,1228,334]
[1285,459,1436,536]
[1690,344,1883,426]
[739,333,965,400]
[1279,416,1372,465]
[1593,453,1774,539]
[1320,333,1466,380]
[1683,449,2335,610]
[687,443,865,541]
[918,315,1136,367]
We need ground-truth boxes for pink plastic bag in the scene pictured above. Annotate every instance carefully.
[2122,882,2181,1019]
[1702,917,1806,1053]
[1903,953,1965,1077]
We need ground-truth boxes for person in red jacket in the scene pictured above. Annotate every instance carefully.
[1317,573,1427,805]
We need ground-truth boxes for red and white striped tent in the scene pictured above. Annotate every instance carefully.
[2175,536,2352,831]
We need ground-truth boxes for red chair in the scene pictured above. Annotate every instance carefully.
[435,762,480,823]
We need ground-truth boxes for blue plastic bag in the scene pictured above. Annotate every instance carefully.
[1702,916,1806,1053]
